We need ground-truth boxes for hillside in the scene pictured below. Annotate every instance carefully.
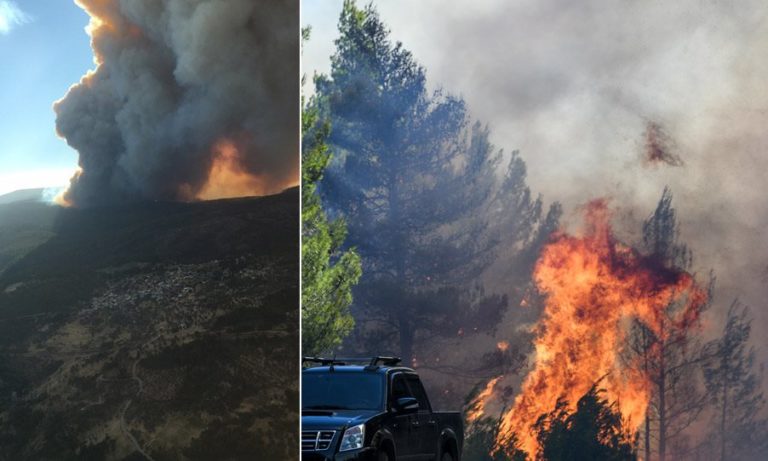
[0,194,58,277]
[0,188,45,205]
[0,188,299,460]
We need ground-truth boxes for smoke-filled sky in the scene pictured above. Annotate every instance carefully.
[303,0,768,348]
[0,1,91,195]
[56,0,299,206]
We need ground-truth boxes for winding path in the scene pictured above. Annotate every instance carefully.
[119,335,161,461]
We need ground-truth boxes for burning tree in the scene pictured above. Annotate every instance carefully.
[466,385,639,461]
[301,27,362,355]
[476,199,708,459]
[702,300,768,461]
[314,0,553,364]
[628,188,713,461]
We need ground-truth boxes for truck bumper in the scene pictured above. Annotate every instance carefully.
[302,447,377,461]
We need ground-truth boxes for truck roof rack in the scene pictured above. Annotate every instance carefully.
[369,356,402,367]
[302,357,348,366]
[302,356,402,370]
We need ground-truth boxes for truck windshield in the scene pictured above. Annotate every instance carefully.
[303,372,384,411]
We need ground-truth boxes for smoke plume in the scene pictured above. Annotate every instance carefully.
[55,0,298,206]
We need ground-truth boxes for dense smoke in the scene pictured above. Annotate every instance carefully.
[56,0,298,206]
[377,0,768,335]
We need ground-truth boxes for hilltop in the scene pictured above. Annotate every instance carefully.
[0,188,46,205]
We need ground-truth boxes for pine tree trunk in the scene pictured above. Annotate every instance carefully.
[398,313,414,366]
[389,169,411,364]
[658,333,667,461]
[720,382,727,461]
[659,380,666,461]
[643,329,651,461]
[645,413,651,461]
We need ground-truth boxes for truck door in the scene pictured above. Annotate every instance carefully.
[405,374,440,460]
[390,373,418,460]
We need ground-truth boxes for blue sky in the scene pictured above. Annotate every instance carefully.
[301,0,341,83]
[0,0,92,195]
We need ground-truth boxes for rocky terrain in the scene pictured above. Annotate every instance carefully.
[0,188,298,460]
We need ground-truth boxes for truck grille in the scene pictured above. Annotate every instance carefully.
[302,430,336,451]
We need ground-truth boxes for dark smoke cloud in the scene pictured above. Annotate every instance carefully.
[55,0,298,206]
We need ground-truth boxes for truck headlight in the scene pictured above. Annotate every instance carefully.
[339,424,365,451]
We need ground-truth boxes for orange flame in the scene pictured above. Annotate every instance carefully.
[194,139,268,200]
[467,376,503,424]
[489,200,706,457]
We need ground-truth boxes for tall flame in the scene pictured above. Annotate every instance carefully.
[490,200,706,457]
[466,376,503,424]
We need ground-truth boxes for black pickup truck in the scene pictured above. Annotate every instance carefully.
[302,357,463,461]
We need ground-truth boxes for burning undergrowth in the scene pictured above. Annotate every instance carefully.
[470,200,708,458]
[55,0,298,207]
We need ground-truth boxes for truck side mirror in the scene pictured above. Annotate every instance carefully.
[395,397,419,413]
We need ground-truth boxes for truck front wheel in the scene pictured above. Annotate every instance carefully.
[441,451,454,461]
[377,448,392,461]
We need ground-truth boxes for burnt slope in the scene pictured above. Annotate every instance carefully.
[0,188,299,460]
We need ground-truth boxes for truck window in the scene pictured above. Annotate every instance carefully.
[303,372,385,411]
[405,375,432,412]
[391,374,412,404]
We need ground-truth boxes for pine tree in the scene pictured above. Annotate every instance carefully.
[703,300,768,461]
[626,187,711,461]
[464,415,528,461]
[314,0,553,364]
[533,385,637,461]
[301,27,362,355]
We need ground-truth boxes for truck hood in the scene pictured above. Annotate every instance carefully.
[301,409,383,430]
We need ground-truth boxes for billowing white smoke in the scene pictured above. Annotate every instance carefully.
[55,0,298,206]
